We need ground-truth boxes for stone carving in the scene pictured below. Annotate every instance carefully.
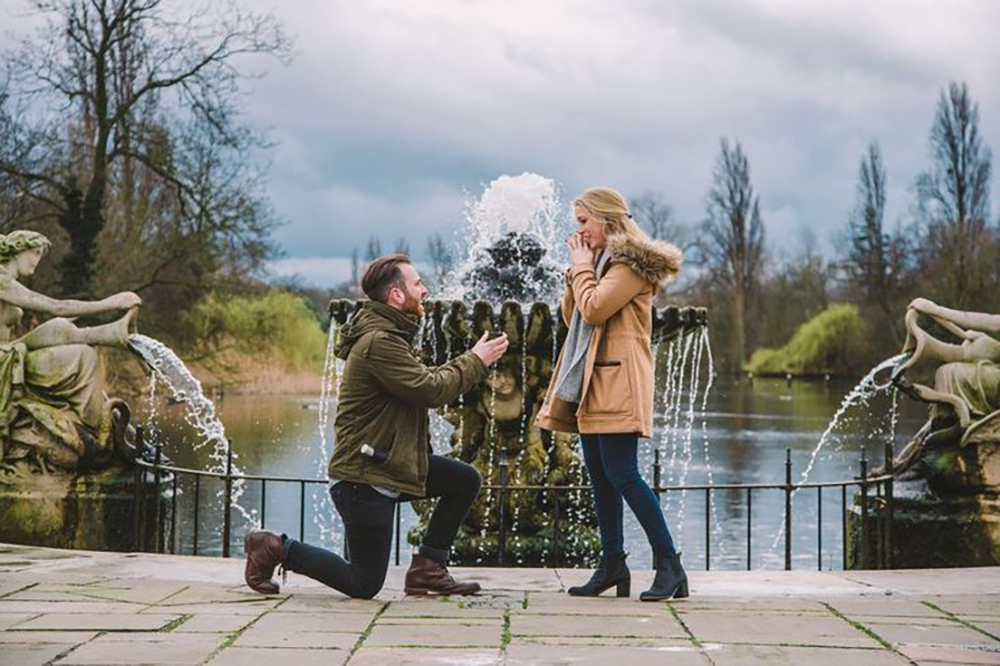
[856,298,1000,568]
[0,231,141,475]
[892,298,1000,467]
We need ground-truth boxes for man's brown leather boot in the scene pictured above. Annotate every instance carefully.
[244,529,283,595]
[404,554,481,596]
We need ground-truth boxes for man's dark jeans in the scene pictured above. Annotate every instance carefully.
[281,454,481,599]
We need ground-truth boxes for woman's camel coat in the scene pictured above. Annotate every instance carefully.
[535,234,682,438]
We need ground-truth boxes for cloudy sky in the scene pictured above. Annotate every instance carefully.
[4,0,1000,287]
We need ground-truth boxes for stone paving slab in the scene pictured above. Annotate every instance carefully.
[207,646,350,665]
[707,644,910,664]
[868,621,1000,648]
[0,631,99,644]
[0,600,144,614]
[897,643,1000,664]
[678,609,881,648]
[504,643,711,665]
[53,632,226,665]
[0,643,71,666]
[364,623,502,647]
[510,612,684,638]
[172,613,261,633]
[837,570,1000,596]
[520,591,672,616]
[928,596,1000,618]
[251,609,376,633]
[139,602,278,616]
[666,596,829,614]
[510,635,694,647]
[826,596,946,618]
[270,594,385,613]
[232,628,360,650]
[380,599,504,619]
[349,647,503,665]
[0,612,37,630]
[14,612,183,632]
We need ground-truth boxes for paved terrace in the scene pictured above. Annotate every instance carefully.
[0,543,998,665]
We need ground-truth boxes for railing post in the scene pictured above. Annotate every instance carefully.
[704,488,711,571]
[170,475,178,555]
[153,440,163,554]
[260,480,267,529]
[222,439,233,558]
[498,458,508,566]
[859,450,869,570]
[132,426,144,552]
[784,448,792,571]
[193,475,201,556]
[746,488,752,571]
[299,481,306,542]
[884,439,894,570]
[817,486,823,571]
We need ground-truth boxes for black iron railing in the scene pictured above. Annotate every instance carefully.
[132,427,896,571]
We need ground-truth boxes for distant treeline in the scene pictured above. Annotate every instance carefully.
[1,2,993,381]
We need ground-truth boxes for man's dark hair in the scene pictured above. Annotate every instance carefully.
[361,254,411,303]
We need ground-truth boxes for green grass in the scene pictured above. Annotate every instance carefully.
[922,600,1000,642]
[501,609,512,648]
[158,614,193,633]
[822,603,894,650]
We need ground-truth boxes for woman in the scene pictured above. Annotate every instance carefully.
[535,187,685,600]
[0,230,140,471]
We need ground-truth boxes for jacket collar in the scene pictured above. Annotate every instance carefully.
[362,300,422,342]
[606,234,683,290]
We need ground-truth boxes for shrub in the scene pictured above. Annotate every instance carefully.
[745,304,869,376]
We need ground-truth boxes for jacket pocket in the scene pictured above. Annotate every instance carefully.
[587,358,633,415]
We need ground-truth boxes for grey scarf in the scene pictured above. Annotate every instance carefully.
[553,250,611,404]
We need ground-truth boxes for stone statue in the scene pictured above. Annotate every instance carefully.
[892,298,1000,463]
[853,298,1000,568]
[0,231,141,474]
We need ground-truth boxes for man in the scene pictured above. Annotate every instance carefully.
[244,254,508,598]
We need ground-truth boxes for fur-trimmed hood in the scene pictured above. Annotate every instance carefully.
[606,234,683,291]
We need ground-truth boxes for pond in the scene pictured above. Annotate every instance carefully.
[143,374,926,570]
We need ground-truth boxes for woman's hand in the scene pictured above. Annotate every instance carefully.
[107,292,142,310]
[567,232,594,266]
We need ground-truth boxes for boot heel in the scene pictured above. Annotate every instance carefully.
[673,579,689,599]
[616,579,631,598]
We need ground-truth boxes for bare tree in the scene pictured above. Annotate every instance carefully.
[843,142,907,346]
[629,191,695,253]
[916,81,994,309]
[702,138,766,368]
[0,0,291,298]
[350,247,360,287]
[427,232,454,285]
[365,236,382,262]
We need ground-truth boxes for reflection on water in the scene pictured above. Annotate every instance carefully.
[145,376,925,570]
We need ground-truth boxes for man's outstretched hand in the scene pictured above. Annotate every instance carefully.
[471,331,509,366]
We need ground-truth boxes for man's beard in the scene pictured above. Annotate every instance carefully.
[402,292,425,318]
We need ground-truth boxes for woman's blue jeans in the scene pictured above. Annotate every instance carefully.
[580,433,676,560]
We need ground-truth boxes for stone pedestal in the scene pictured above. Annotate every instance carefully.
[0,465,147,552]
[849,420,1000,569]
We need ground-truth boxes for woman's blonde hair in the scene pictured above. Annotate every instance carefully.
[574,187,648,244]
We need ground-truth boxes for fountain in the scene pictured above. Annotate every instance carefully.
[328,174,708,566]
[850,299,1000,568]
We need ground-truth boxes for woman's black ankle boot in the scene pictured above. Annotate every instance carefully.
[640,551,689,601]
[568,553,631,598]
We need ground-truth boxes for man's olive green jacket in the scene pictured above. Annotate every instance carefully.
[327,301,487,496]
